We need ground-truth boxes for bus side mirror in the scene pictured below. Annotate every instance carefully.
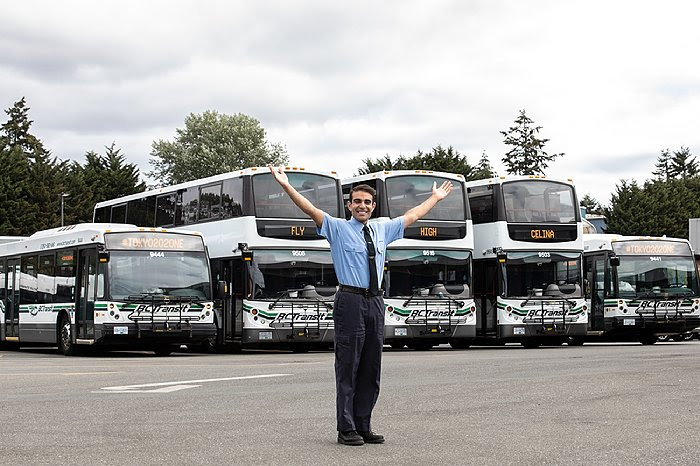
[609,256,620,267]
[217,280,230,299]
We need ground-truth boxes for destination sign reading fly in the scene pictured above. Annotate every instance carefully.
[105,232,205,252]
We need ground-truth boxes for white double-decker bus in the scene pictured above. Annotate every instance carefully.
[466,176,587,347]
[342,170,475,350]
[581,234,700,344]
[94,167,343,351]
[0,224,216,355]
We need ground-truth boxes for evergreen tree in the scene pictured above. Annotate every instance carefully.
[500,109,564,175]
[580,194,603,215]
[668,146,698,179]
[357,145,494,181]
[0,98,64,234]
[652,149,672,180]
[148,111,288,186]
[66,143,147,223]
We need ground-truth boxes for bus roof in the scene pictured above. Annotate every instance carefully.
[343,170,465,184]
[583,233,691,253]
[0,223,203,257]
[463,175,575,188]
[94,166,340,209]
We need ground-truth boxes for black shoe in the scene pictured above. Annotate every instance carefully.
[357,430,385,444]
[337,430,364,446]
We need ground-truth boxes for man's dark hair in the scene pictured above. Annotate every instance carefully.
[350,184,376,202]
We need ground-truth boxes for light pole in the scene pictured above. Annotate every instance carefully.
[60,193,70,226]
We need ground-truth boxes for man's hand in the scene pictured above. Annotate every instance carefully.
[432,180,453,201]
[269,165,289,186]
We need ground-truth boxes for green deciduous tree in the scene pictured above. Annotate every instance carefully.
[357,145,494,181]
[500,109,563,175]
[148,110,289,186]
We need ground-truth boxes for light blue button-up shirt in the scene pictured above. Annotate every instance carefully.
[318,213,404,288]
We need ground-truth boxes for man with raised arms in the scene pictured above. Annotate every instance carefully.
[269,166,452,446]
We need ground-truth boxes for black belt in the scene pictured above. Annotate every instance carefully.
[338,284,383,298]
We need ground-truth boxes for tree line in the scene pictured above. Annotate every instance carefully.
[1,97,697,238]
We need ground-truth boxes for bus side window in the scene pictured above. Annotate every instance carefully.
[39,254,55,304]
[222,178,243,218]
[156,193,176,227]
[20,255,38,305]
[94,207,110,223]
[181,187,199,225]
[468,186,494,224]
[0,260,5,304]
[55,249,76,303]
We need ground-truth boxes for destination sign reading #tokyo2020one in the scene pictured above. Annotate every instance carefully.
[104,232,205,252]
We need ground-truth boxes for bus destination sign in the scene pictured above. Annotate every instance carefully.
[612,240,690,256]
[404,223,465,240]
[507,224,577,243]
[257,219,323,240]
[105,232,205,251]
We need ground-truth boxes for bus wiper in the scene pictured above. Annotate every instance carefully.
[269,290,293,310]
[403,287,429,307]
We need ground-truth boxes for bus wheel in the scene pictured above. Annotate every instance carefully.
[153,346,175,356]
[449,339,471,349]
[567,337,585,346]
[291,344,310,353]
[410,342,433,351]
[390,342,405,350]
[521,339,541,349]
[640,335,658,345]
[57,316,77,356]
[671,334,687,342]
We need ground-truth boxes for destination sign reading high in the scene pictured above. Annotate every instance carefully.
[105,232,205,251]
[612,240,690,256]
[403,223,465,240]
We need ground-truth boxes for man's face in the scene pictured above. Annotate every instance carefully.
[348,190,375,224]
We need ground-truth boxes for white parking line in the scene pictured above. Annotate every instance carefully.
[96,373,292,393]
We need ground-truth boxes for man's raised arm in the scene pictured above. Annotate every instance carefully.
[268,166,325,227]
[402,180,453,228]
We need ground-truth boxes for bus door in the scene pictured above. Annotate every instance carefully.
[4,259,20,339]
[75,249,97,340]
[586,254,606,331]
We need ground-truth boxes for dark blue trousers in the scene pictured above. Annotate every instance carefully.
[333,290,385,432]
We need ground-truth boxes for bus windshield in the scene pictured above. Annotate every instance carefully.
[616,256,699,298]
[386,176,465,220]
[502,181,576,223]
[107,251,211,300]
[253,173,340,218]
[505,251,582,298]
[248,249,339,299]
[386,249,471,298]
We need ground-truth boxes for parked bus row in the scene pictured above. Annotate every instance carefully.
[2,167,699,355]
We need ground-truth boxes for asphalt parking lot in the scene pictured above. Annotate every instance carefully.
[1,341,699,465]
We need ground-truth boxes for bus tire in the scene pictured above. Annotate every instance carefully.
[390,342,406,350]
[153,346,175,356]
[521,339,541,349]
[640,335,658,345]
[291,344,310,353]
[449,339,471,349]
[567,337,585,346]
[410,342,433,351]
[57,315,77,356]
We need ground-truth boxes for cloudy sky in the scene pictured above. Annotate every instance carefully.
[2,0,699,204]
